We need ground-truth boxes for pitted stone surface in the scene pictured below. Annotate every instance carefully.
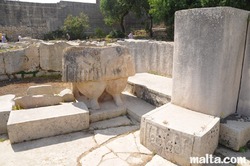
[62,45,135,82]
[172,7,249,118]
[140,103,220,166]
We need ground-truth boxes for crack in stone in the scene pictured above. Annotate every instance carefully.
[77,129,140,165]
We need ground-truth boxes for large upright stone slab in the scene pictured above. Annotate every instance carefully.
[140,103,220,166]
[172,7,249,118]
[40,41,70,71]
[0,95,15,134]
[237,19,250,116]
[7,102,89,143]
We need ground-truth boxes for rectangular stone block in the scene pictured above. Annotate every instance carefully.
[7,102,89,143]
[220,114,250,151]
[3,49,26,74]
[140,103,220,166]
[118,40,174,77]
[0,95,15,134]
[237,19,250,116]
[172,7,249,118]
[39,41,70,72]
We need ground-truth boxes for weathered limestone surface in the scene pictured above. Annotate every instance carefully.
[2,49,26,74]
[23,43,40,71]
[14,95,63,109]
[220,114,250,151]
[62,45,135,82]
[7,102,89,143]
[40,41,71,71]
[172,7,249,118]
[27,85,54,95]
[238,20,250,116]
[0,95,15,134]
[118,40,174,77]
[141,103,220,166]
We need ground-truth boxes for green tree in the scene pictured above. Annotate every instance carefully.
[149,0,249,40]
[63,12,90,40]
[100,0,135,34]
[131,0,154,37]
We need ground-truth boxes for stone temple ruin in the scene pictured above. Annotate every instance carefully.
[0,6,250,166]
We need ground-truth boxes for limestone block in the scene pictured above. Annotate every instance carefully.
[14,95,63,109]
[7,102,89,143]
[62,45,135,82]
[219,114,250,151]
[3,49,26,74]
[0,95,15,134]
[23,43,40,71]
[58,89,75,102]
[118,40,174,77]
[27,85,54,95]
[172,7,249,118]
[237,19,250,116]
[40,41,71,71]
[140,103,220,166]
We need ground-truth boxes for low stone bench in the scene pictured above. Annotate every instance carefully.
[7,102,89,143]
[140,103,220,166]
[126,73,172,107]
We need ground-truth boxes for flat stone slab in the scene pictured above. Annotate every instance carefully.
[89,101,126,123]
[0,94,15,134]
[141,103,220,166]
[122,92,156,122]
[27,85,54,95]
[220,113,250,151]
[146,155,177,166]
[80,130,153,166]
[126,73,172,106]
[90,116,132,130]
[7,102,89,143]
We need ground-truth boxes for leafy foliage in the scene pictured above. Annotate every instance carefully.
[63,12,90,40]
[149,0,250,40]
[106,29,125,38]
[95,28,106,38]
[44,29,64,40]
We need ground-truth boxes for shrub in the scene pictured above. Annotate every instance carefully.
[95,28,106,38]
[106,30,125,38]
[43,29,64,40]
[63,12,90,40]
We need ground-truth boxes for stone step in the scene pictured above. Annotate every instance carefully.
[89,101,126,123]
[122,92,156,122]
[126,73,172,106]
[7,102,89,144]
[89,116,132,130]
[140,103,220,166]
[220,113,250,151]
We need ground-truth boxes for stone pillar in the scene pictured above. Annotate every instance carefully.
[172,7,249,118]
[140,7,249,166]
[237,20,250,116]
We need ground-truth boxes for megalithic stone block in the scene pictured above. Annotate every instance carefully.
[172,7,249,118]
[140,103,220,166]
[62,45,135,82]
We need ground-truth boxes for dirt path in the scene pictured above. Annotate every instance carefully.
[0,76,71,97]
